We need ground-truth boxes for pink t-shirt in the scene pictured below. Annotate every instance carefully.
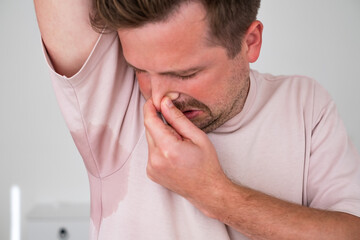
[43,32,360,239]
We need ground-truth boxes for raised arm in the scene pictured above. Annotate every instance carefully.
[33,0,99,77]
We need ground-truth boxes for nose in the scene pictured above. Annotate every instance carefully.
[150,76,179,111]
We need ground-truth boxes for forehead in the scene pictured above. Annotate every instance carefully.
[117,2,221,72]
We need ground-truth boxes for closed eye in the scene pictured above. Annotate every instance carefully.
[175,72,198,80]
[133,68,146,74]
[131,65,200,80]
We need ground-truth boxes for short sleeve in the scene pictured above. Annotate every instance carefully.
[42,32,145,178]
[307,91,360,216]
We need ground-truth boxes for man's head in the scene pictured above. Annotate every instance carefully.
[91,1,263,133]
[91,0,261,58]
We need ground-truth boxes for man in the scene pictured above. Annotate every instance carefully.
[34,0,360,239]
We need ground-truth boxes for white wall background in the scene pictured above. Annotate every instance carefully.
[0,1,359,239]
[0,1,89,239]
[252,0,360,148]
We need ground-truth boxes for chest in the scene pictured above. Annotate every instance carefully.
[209,116,308,204]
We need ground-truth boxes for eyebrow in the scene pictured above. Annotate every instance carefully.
[126,62,205,76]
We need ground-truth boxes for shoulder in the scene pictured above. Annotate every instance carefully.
[251,69,316,90]
[250,69,334,125]
[251,69,332,106]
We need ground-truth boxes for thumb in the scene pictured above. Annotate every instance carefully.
[160,96,205,143]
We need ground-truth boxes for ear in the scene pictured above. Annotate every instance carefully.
[243,20,263,63]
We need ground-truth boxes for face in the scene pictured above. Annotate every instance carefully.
[118,2,251,133]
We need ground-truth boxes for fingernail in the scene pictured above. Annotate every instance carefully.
[166,92,179,100]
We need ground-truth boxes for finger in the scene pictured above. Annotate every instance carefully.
[143,99,182,146]
[160,96,205,144]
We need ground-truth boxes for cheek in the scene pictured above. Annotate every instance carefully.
[191,74,226,105]
[137,74,151,100]
[188,86,211,102]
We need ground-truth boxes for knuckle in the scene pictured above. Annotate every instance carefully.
[163,148,178,160]
[148,154,166,172]
[147,145,180,174]
[143,116,153,129]
[146,164,155,180]
[174,110,186,120]
[161,144,179,160]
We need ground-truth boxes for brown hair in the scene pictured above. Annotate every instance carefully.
[90,0,261,58]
